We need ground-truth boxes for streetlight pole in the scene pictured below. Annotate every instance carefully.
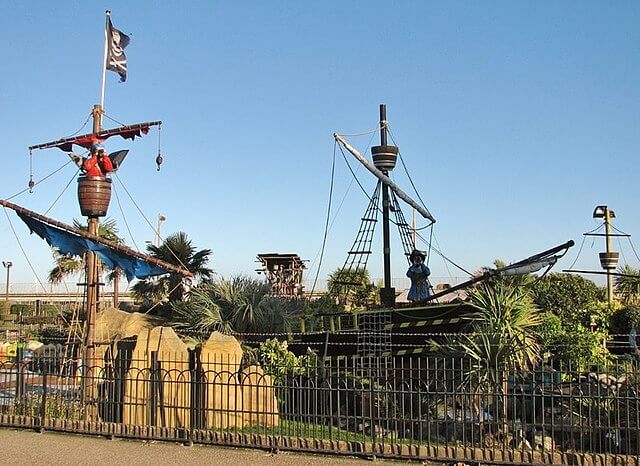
[156,214,166,246]
[2,261,12,301]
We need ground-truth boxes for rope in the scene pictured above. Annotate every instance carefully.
[43,168,80,216]
[627,237,640,265]
[1,206,76,326]
[113,173,190,272]
[102,112,127,127]
[337,142,375,201]
[64,111,92,138]
[4,160,75,201]
[426,224,434,267]
[566,234,587,271]
[111,180,142,252]
[308,141,336,299]
[337,138,470,277]
[388,127,431,214]
[143,281,184,315]
[334,123,382,137]
[416,229,472,277]
[306,132,376,274]
[617,237,628,265]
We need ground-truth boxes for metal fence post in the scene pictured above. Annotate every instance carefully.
[40,363,48,428]
[16,347,24,400]
[150,351,158,427]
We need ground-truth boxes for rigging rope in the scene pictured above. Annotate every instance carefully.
[44,168,80,216]
[113,173,190,272]
[1,206,75,325]
[64,111,92,138]
[306,131,377,274]
[111,180,142,252]
[102,112,127,127]
[387,127,431,215]
[308,141,337,298]
[142,281,184,316]
[566,234,587,271]
[335,123,382,137]
[4,159,75,201]
[338,137,470,277]
[417,229,472,276]
[627,238,640,265]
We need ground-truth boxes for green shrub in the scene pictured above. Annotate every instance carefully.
[609,305,640,335]
[537,312,609,371]
[247,338,318,384]
[0,301,13,315]
[42,304,62,316]
[10,304,34,315]
[533,273,601,324]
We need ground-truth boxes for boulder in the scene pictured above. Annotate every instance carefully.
[200,331,243,371]
[200,332,244,429]
[122,326,190,429]
[240,365,279,427]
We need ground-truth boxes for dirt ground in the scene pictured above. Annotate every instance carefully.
[0,428,433,465]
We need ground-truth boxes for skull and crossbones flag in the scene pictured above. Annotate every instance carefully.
[106,17,130,82]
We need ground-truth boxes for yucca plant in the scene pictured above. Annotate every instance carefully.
[615,265,640,305]
[434,282,542,428]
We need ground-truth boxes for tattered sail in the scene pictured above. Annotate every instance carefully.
[28,121,161,153]
[0,199,191,281]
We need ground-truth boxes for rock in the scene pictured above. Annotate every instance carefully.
[94,307,162,341]
[122,327,190,429]
[200,332,244,429]
[240,365,279,427]
[533,431,555,451]
[200,332,243,370]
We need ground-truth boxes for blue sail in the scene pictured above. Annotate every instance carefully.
[18,213,168,281]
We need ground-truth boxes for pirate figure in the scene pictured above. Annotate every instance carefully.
[406,249,431,302]
[83,143,114,177]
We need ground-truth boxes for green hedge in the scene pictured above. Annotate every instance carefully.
[10,303,65,316]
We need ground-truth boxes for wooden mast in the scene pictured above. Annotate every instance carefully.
[84,104,102,368]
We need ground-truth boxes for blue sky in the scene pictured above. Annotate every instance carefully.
[1,1,639,288]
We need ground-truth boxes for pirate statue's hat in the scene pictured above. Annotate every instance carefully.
[409,249,427,262]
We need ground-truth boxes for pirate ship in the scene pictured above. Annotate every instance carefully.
[1,13,574,364]
[0,11,192,365]
[293,104,575,357]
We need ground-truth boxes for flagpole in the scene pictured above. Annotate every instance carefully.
[99,10,110,111]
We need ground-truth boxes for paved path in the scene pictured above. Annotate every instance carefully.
[0,428,426,465]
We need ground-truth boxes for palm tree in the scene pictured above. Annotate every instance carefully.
[435,282,542,424]
[327,268,379,310]
[48,218,124,285]
[172,275,305,335]
[476,259,536,290]
[463,283,542,379]
[615,265,640,305]
[132,231,213,309]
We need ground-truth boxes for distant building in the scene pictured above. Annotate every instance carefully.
[256,253,306,297]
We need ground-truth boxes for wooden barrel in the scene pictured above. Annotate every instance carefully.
[599,251,619,270]
[77,176,112,217]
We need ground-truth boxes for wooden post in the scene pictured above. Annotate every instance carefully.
[85,104,103,380]
[113,268,120,308]
[604,207,614,305]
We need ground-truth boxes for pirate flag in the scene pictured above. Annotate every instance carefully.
[106,17,130,82]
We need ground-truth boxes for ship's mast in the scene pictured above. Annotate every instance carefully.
[372,104,399,307]
[84,104,103,367]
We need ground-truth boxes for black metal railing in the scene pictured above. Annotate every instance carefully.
[0,349,638,464]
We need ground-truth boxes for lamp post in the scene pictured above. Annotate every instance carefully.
[156,214,166,246]
[2,261,12,301]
